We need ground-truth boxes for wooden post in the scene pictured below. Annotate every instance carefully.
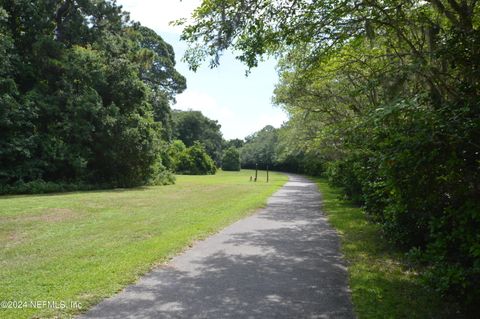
[255,163,258,182]
[266,164,269,183]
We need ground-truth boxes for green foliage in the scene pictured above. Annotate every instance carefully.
[240,125,277,169]
[176,142,217,175]
[172,110,224,165]
[222,147,240,171]
[163,139,187,171]
[181,0,480,312]
[0,180,98,195]
[136,25,186,140]
[151,168,176,186]
[324,98,480,312]
[316,177,461,318]
[239,124,324,175]
[0,1,185,192]
[224,138,244,149]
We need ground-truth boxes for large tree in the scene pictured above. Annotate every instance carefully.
[222,147,240,171]
[0,0,186,189]
[240,125,277,169]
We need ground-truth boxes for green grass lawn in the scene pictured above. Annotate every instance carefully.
[0,170,287,319]
[315,177,460,319]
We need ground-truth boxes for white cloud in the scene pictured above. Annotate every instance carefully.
[118,0,200,34]
[174,90,234,122]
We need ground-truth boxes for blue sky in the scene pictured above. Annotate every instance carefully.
[117,0,288,140]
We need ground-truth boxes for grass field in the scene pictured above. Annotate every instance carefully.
[315,178,460,318]
[0,170,287,319]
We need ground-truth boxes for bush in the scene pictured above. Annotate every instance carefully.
[176,142,217,175]
[151,169,176,185]
[162,140,187,171]
[0,179,98,195]
[325,99,480,313]
[222,147,240,171]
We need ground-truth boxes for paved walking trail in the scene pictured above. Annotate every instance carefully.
[81,174,355,318]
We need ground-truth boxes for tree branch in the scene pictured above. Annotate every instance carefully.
[426,0,460,25]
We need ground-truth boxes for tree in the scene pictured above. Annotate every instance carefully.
[224,138,244,149]
[240,125,277,169]
[136,26,187,140]
[0,1,186,190]
[222,147,240,171]
[172,110,224,164]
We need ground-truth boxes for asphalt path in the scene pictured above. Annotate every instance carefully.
[81,174,356,319]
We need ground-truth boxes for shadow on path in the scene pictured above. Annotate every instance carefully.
[80,174,356,319]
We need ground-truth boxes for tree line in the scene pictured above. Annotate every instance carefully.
[0,1,241,195]
[0,0,186,192]
[179,0,480,313]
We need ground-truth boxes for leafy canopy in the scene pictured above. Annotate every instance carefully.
[0,0,186,189]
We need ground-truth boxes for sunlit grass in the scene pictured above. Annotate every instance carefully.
[0,170,287,319]
[315,178,457,319]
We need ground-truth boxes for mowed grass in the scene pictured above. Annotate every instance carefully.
[315,178,459,318]
[0,170,287,319]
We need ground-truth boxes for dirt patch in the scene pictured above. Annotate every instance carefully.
[0,230,27,247]
[37,208,78,222]
[8,231,21,241]
[2,208,81,224]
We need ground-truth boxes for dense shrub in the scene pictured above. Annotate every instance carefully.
[325,157,366,205]
[0,167,176,195]
[151,169,176,186]
[325,99,480,312]
[172,110,223,165]
[0,180,96,195]
[222,147,240,171]
[162,140,187,171]
[176,142,217,175]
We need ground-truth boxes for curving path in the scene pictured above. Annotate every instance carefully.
[81,174,356,319]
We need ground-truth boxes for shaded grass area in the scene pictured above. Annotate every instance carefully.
[315,178,459,319]
[0,170,287,319]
